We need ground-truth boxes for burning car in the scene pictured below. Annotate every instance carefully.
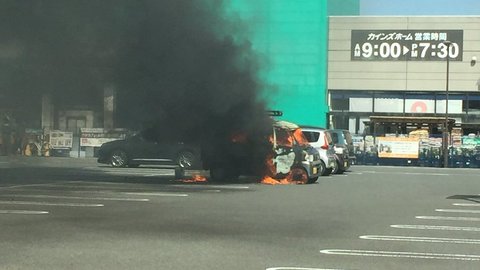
[201,120,323,184]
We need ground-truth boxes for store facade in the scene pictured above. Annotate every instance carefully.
[328,16,480,135]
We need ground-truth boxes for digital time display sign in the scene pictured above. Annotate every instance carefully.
[351,30,463,61]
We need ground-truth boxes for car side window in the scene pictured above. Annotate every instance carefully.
[302,131,319,143]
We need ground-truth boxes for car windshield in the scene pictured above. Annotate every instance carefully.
[275,127,294,147]
[331,132,340,144]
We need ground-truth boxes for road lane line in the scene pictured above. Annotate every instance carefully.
[0,210,49,215]
[416,216,480,221]
[172,185,250,190]
[404,172,449,176]
[391,224,480,232]
[123,192,188,197]
[0,201,104,207]
[0,194,149,202]
[1,182,64,189]
[453,203,480,207]
[265,266,342,270]
[320,249,480,261]
[436,209,480,214]
[0,189,189,197]
[360,235,480,244]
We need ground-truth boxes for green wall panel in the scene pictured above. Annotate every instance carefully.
[228,0,358,127]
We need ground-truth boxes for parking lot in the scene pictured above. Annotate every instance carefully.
[1,157,480,270]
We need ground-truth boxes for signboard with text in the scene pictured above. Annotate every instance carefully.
[351,30,463,61]
[377,137,420,159]
[80,128,127,147]
[49,131,73,149]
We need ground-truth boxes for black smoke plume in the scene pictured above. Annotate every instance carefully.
[0,0,273,174]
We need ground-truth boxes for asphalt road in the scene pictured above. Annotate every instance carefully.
[1,156,480,270]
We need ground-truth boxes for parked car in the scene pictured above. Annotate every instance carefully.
[301,126,337,176]
[201,120,323,183]
[97,131,201,169]
[328,129,356,174]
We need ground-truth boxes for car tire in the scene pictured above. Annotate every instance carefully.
[177,151,197,169]
[308,176,319,184]
[332,160,341,174]
[289,167,309,184]
[318,161,327,176]
[110,150,128,168]
[320,161,330,176]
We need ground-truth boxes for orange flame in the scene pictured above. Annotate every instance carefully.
[293,128,309,146]
[179,174,208,183]
[260,154,305,185]
[261,173,305,185]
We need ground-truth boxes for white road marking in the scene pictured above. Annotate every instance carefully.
[0,194,149,202]
[357,170,450,176]
[391,224,480,232]
[174,185,250,190]
[0,210,49,215]
[320,249,480,261]
[265,266,342,270]
[1,182,62,189]
[201,190,221,193]
[416,216,480,221]
[436,209,480,214]
[123,192,188,197]
[360,235,480,244]
[403,172,449,176]
[0,201,104,207]
[1,189,189,197]
[104,171,172,176]
[453,203,480,207]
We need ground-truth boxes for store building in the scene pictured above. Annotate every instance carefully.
[328,16,480,135]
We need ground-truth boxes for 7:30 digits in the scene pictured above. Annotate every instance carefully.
[360,42,460,59]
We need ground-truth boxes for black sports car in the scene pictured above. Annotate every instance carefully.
[97,132,201,169]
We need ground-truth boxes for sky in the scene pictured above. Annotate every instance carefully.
[360,0,480,15]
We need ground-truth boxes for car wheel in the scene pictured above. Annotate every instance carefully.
[320,161,332,176]
[335,160,345,174]
[289,167,309,184]
[110,150,128,168]
[177,151,196,169]
[332,160,341,174]
[318,161,327,176]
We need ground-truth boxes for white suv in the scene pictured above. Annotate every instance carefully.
[301,127,337,176]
